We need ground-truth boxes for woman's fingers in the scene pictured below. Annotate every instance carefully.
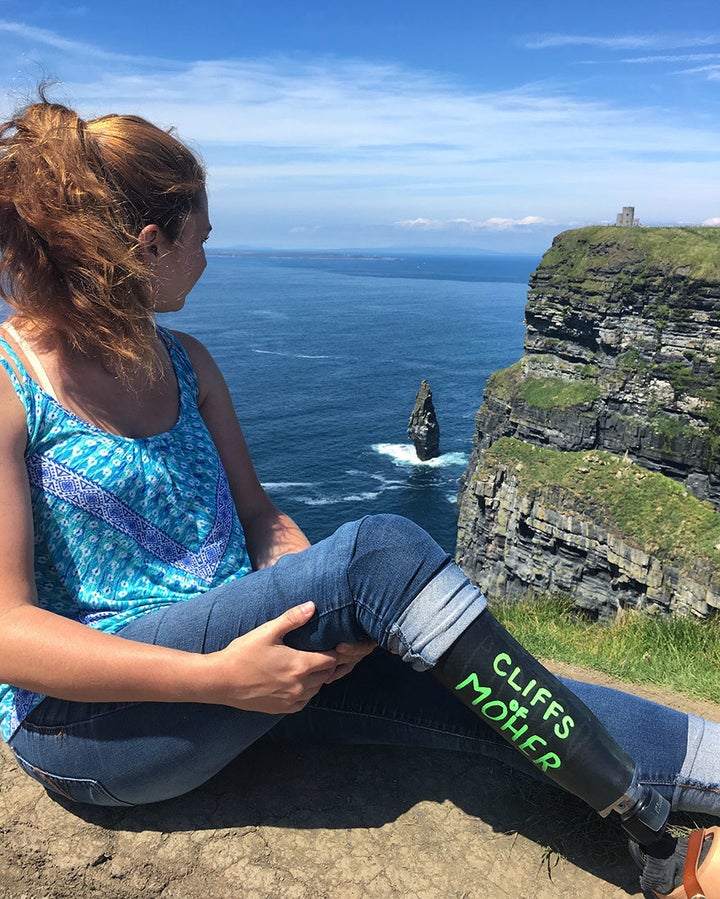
[322,639,377,684]
[215,607,377,712]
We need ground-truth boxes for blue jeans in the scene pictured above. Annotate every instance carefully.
[6,515,702,811]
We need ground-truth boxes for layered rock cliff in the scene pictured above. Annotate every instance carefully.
[456,226,720,619]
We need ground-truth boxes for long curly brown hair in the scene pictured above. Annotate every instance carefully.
[0,93,205,381]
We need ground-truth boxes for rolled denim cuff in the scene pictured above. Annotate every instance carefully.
[673,714,720,816]
[386,563,487,671]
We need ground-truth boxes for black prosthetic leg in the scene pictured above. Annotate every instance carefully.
[433,610,670,845]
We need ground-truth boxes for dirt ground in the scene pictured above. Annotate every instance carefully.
[2,663,719,899]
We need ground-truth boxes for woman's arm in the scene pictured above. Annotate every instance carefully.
[0,370,209,703]
[173,331,375,679]
[172,330,311,568]
[0,370,360,713]
[0,600,357,713]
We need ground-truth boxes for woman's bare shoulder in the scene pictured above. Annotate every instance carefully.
[167,329,216,368]
[0,342,28,448]
[0,342,35,602]
[166,329,227,400]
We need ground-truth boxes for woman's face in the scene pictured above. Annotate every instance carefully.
[151,190,211,314]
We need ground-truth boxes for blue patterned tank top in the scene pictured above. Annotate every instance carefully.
[0,327,252,741]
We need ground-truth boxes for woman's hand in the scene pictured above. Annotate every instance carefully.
[323,638,376,684]
[209,602,375,714]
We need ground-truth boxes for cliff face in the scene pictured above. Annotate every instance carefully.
[456,226,720,619]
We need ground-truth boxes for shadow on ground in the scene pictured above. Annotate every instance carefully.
[6,738,699,898]
[6,660,720,898]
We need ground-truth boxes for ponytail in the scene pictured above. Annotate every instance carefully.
[0,93,205,380]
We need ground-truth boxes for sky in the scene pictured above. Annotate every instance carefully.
[1,0,720,253]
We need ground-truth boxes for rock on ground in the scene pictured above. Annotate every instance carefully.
[2,665,718,899]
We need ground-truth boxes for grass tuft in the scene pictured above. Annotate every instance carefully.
[491,594,720,703]
[517,376,600,410]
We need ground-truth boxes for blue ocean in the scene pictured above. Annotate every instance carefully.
[163,251,538,552]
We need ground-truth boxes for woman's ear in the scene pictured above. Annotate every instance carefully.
[137,224,164,263]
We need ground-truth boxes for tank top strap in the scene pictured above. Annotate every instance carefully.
[2,323,57,398]
[157,327,200,407]
[0,325,196,407]
[0,329,38,408]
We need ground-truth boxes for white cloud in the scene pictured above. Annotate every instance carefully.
[472,216,553,230]
[675,64,720,78]
[289,224,322,234]
[525,33,720,51]
[396,216,553,232]
[395,218,445,230]
[0,18,165,65]
[618,53,720,64]
[42,61,718,165]
[3,20,720,247]
[3,22,718,164]
[702,217,720,226]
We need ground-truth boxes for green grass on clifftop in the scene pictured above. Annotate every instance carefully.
[492,595,720,703]
[539,226,720,281]
[484,437,720,570]
[486,364,600,410]
[517,376,600,410]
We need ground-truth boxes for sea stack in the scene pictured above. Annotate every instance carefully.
[408,380,440,461]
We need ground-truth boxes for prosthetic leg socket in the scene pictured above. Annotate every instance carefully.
[433,610,670,845]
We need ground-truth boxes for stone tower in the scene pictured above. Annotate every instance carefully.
[615,206,640,227]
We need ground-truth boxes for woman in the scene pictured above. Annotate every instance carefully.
[0,95,718,899]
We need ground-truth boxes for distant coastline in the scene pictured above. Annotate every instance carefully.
[208,250,399,261]
[207,247,541,260]
[202,249,542,287]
